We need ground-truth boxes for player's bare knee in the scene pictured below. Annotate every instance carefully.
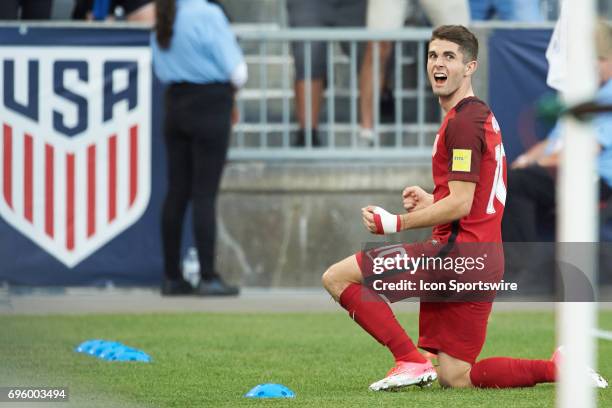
[321,266,334,290]
[321,264,340,294]
[321,263,349,300]
[436,367,452,388]
[438,368,473,388]
[437,372,452,388]
[437,354,473,388]
[437,372,469,388]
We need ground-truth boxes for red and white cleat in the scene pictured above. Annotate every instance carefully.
[369,360,437,391]
[551,346,608,389]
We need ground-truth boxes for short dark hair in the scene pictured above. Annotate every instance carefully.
[430,25,479,62]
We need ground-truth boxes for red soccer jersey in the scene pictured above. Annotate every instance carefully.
[430,96,507,243]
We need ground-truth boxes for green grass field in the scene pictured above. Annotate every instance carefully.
[0,311,610,408]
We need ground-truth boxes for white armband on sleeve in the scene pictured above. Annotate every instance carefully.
[373,206,402,234]
[230,61,248,88]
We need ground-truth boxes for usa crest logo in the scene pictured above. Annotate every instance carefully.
[0,47,151,267]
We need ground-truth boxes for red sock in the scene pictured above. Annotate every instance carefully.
[470,357,556,388]
[339,283,426,363]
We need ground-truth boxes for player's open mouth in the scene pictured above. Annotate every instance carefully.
[433,73,447,85]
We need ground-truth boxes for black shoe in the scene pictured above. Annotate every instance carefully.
[195,276,240,296]
[161,278,194,296]
[295,129,321,147]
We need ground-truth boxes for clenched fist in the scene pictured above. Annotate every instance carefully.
[402,186,433,212]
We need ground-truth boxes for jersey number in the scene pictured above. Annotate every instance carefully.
[486,144,506,214]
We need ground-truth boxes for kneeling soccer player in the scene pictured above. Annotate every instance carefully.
[322,25,608,391]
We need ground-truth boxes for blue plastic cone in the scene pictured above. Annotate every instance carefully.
[98,344,135,360]
[75,340,151,362]
[108,350,151,362]
[244,384,295,398]
[75,339,105,354]
[88,341,121,357]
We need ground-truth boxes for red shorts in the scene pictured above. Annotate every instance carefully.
[417,301,491,364]
[354,240,499,364]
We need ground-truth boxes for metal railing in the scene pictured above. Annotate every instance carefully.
[230,27,439,160]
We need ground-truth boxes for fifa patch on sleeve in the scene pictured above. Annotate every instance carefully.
[452,149,472,172]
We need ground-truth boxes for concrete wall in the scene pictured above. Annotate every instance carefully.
[216,161,433,287]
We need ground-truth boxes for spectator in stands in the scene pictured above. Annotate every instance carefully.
[152,0,247,296]
[358,0,469,145]
[469,0,544,22]
[72,0,155,22]
[502,20,612,243]
[0,0,53,19]
[72,0,226,22]
[286,0,367,147]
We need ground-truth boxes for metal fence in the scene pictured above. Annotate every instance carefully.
[230,27,440,160]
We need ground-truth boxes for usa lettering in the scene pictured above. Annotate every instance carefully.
[2,59,138,137]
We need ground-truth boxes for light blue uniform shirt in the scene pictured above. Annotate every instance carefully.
[151,0,244,84]
[544,79,612,187]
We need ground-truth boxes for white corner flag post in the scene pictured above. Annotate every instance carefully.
[556,0,598,407]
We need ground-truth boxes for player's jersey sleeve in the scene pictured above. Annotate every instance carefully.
[444,103,488,183]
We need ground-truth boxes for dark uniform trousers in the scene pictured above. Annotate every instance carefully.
[161,82,233,280]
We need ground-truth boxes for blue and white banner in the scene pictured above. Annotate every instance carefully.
[488,28,555,162]
[0,27,165,285]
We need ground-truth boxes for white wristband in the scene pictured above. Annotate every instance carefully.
[372,206,401,234]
